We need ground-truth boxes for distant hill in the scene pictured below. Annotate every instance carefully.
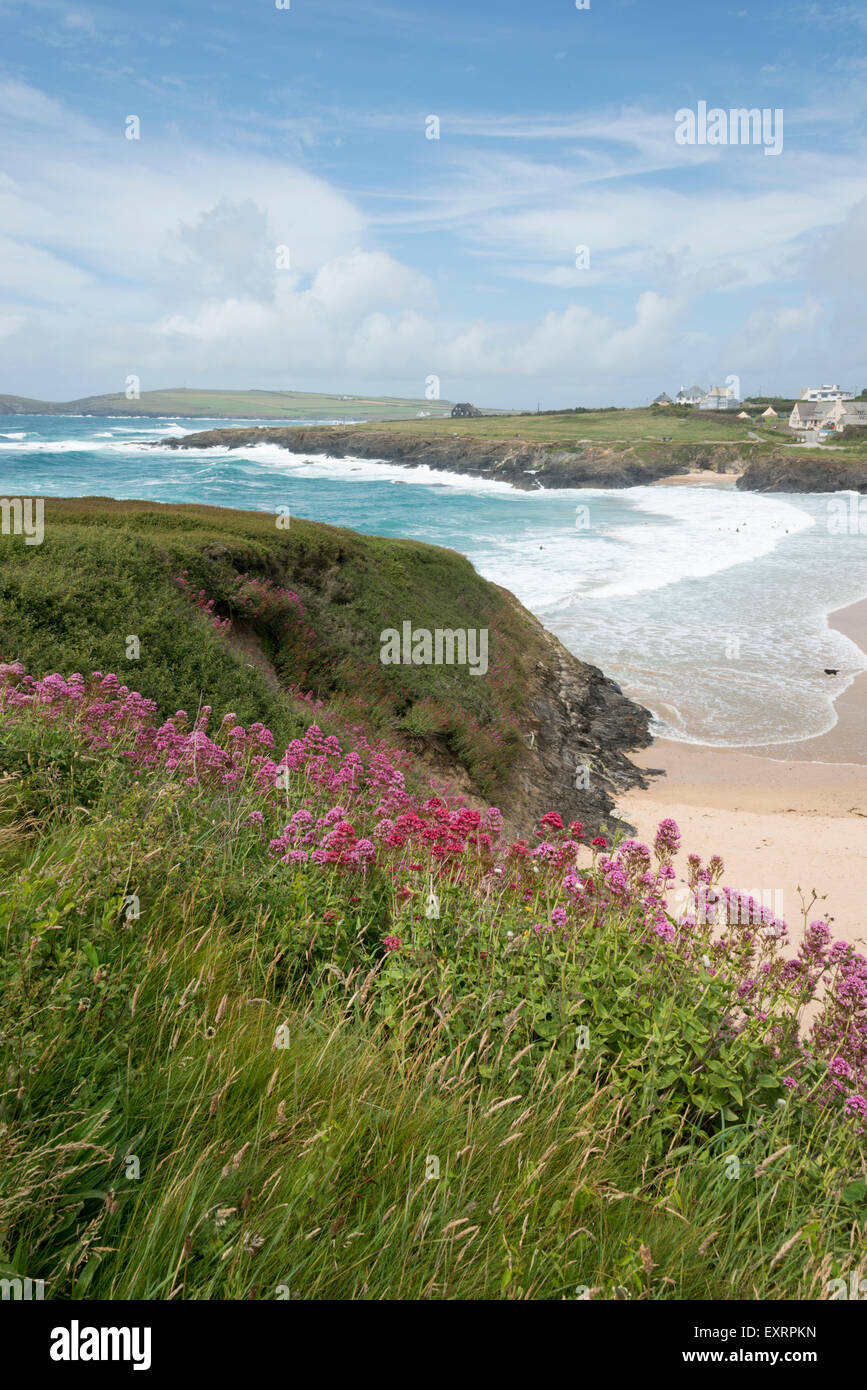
[0,386,456,422]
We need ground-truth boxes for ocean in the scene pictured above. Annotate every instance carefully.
[1,413,865,748]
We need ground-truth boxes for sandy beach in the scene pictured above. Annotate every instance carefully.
[654,470,742,487]
[617,597,867,947]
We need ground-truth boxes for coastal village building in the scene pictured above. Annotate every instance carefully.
[789,397,867,432]
[700,385,740,411]
[828,398,867,430]
[675,385,706,405]
[799,384,855,402]
[789,401,833,431]
[652,392,674,406]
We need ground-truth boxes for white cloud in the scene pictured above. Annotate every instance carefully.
[0,81,866,404]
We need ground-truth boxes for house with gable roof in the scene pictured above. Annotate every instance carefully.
[675,384,706,406]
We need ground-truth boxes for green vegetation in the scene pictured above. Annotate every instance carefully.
[352,404,867,468]
[0,498,544,797]
[0,387,454,422]
[0,664,863,1301]
[366,403,768,447]
[1,499,864,1303]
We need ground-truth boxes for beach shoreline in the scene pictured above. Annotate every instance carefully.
[617,595,867,946]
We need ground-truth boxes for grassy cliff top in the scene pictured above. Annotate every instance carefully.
[0,497,650,826]
[0,387,455,421]
[351,405,867,463]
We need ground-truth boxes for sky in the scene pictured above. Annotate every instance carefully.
[0,0,866,408]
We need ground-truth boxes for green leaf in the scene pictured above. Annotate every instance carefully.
[81,940,99,969]
[842,1180,867,1206]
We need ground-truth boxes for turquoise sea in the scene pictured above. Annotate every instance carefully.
[1,413,866,749]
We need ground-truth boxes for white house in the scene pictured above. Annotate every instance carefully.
[799,384,855,402]
[790,397,867,433]
[828,398,867,431]
[700,385,740,411]
[788,401,835,431]
[675,384,706,405]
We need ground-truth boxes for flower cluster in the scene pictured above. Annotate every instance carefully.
[2,660,866,1123]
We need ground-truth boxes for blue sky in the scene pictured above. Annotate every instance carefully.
[0,0,866,406]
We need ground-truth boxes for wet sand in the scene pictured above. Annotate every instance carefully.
[617,598,867,946]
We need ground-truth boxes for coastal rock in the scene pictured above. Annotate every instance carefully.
[160,425,693,489]
[485,592,653,837]
[738,455,867,493]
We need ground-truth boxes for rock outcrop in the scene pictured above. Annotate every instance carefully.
[738,455,867,493]
[500,598,653,837]
[161,425,712,489]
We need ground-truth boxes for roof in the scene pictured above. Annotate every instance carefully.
[791,402,825,420]
[653,392,674,403]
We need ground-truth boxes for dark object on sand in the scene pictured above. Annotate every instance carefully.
[824,668,839,675]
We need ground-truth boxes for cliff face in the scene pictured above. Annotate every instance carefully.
[165,425,867,496]
[0,496,652,839]
[738,455,867,493]
[163,425,741,489]
[500,597,653,837]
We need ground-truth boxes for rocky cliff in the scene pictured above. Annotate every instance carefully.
[161,425,740,489]
[165,424,867,494]
[738,455,867,493]
[499,596,653,837]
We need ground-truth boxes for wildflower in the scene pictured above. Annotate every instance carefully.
[828,1056,853,1080]
[383,935,402,953]
[654,818,681,861]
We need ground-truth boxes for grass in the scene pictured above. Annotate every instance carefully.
[0,497,549,800]
[0,388,455,422]
[0,670,863,1301]
[344,405,867,466]
[0,500,864,1304]
[361,405,778,448]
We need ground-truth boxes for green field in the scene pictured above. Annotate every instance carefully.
[365,404,782,446]
[357,404,867,464]
[0,387,456,422]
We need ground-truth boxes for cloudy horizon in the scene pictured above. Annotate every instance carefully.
[1,0,866,409]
